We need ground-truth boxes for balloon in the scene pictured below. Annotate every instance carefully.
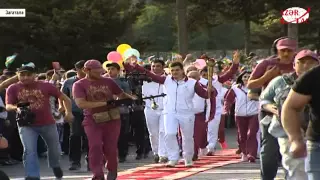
[107,51,122,63]
[193,59,207,70]
[123,48,140,60]
[117,44,132,55]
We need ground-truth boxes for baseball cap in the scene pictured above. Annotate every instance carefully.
[17,66,36,73]
[276,38,297,50]
[74,60,86,69]
[84,60,103,69]
[295,49,319,62]
[105,62,120,70]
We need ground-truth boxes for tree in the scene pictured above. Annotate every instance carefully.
[0,0,144,69]
[176,0,188,55]
[132,4,176,51]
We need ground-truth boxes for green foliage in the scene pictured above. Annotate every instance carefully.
[1,0,320,71]
[0,0,144,69]
[132,4,176,51]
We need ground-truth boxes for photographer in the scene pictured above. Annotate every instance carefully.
[126,68,150,160]
[5,64,73,180]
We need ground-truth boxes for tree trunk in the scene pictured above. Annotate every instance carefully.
[176,0,188,55]
[244,16,251,56]
[287,23,299,45]
[243,1,251,56]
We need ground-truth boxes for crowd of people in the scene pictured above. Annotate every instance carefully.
[0,37,319,180]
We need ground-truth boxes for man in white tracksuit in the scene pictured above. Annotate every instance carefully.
[142,59,168,163]
[124,60,216,167]
[199,53,239,155]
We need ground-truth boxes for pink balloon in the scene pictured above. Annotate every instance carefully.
[107,51,122,62]
[194,59,207,69]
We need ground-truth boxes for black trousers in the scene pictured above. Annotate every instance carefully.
[118,114,130,158]
[0,170,9,180]
[0,119,23,161]
[259,111,287,180]
[69,112,87,164]
[130,110,147,155]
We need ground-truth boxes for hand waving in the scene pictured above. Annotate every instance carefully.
[232,50,240,64]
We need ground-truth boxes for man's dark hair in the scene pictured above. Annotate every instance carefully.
[143,64,151,71]
[74,60,86,70]
[66,71,77,78]
[152,59,165,67]
[106,63,120,70]
[169,61,183,69]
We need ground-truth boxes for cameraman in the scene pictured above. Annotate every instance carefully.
[5,64,73,180]
[126,68,149,160]
[104,62,131,162]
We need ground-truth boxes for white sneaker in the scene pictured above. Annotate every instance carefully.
[199,148,207,156]
[184,159,193,167]
[166,160,177,167]
[241,153,248,162]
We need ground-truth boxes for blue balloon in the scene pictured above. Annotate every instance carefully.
[123,48,140,60]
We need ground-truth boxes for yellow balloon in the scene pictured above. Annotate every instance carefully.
[117,44,132,55]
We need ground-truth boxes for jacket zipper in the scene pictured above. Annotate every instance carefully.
[175,81,179,112]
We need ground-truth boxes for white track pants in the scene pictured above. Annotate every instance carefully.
[164,113,195,161]
[144,108,167,157]
[207,111,222,151]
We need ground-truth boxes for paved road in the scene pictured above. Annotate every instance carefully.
[1,128,285,179]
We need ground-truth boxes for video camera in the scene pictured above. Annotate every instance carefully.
[120,71,166,107]
[124,71,152,105]
[16,102,35,126]
[125,72,152,86]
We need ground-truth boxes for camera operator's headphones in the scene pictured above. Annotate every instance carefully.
[272,36,289,54]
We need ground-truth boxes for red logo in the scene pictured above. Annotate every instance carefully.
[280,7,310,24]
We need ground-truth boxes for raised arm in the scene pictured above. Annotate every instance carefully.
[218,63,239,83]
[0,75,18,92]
[123,63,166,84]
[218,51,240,83]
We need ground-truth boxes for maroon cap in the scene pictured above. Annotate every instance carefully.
[276,38,297,50]
[295,49,319,62]
[84,60,103,69]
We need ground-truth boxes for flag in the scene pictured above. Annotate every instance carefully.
[5,54,17,67]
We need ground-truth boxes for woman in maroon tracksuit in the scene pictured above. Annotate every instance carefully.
[224,71,259,162]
